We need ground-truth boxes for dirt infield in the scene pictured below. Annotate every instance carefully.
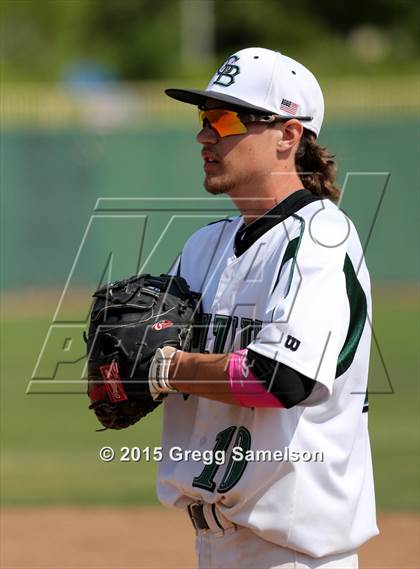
[1,507,418,568]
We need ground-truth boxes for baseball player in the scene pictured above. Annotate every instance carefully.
[149,47,378,568]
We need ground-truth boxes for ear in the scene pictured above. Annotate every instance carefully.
[276,120,303,152]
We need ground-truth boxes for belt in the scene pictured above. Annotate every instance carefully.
[187,501,235,533]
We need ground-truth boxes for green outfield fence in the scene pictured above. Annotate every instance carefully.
[1,79,419,290]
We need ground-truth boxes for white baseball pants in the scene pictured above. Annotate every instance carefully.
[195,525,358,569]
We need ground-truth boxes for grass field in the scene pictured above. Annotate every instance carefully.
[1,287,418,509]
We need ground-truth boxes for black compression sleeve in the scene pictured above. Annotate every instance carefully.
[246,349,316,408]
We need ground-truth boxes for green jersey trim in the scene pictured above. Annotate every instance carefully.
[336,255,367,378]
[271,214,305,295]
[273,229,367,380]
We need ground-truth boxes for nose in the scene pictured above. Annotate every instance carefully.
[196,121,219,145]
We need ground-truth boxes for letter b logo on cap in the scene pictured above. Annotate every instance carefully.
[213,55,240,87]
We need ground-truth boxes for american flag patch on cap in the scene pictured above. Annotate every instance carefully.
[280,99,298,115]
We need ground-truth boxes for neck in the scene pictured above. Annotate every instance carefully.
[229,171,304,225]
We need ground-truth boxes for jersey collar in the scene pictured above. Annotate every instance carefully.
[234,189,322,257]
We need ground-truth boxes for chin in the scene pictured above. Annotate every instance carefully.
[204,176,233,196]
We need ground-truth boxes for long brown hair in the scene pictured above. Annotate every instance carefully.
[295,130,341,202]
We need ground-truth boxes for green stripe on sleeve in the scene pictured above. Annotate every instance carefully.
[336,255,367,377]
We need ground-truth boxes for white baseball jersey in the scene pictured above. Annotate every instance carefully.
[157,189,378,557]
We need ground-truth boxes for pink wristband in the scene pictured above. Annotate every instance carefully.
[227,350,284,408]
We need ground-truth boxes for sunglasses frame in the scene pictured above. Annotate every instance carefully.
[234,112,313,124]
[199,107,313,137]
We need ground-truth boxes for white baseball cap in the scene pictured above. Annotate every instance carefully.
[166,47,324,136]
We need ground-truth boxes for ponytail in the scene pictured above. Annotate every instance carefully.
[295,130,341,202]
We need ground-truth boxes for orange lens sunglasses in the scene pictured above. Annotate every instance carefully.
[199,108,313,138]
[199,109,248,137]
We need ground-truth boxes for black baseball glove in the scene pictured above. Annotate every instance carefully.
[85,274,200,430]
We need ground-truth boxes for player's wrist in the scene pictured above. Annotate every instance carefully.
[149,346,178,400]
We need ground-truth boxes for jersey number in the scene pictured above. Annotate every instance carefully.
[192,426,251,493]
